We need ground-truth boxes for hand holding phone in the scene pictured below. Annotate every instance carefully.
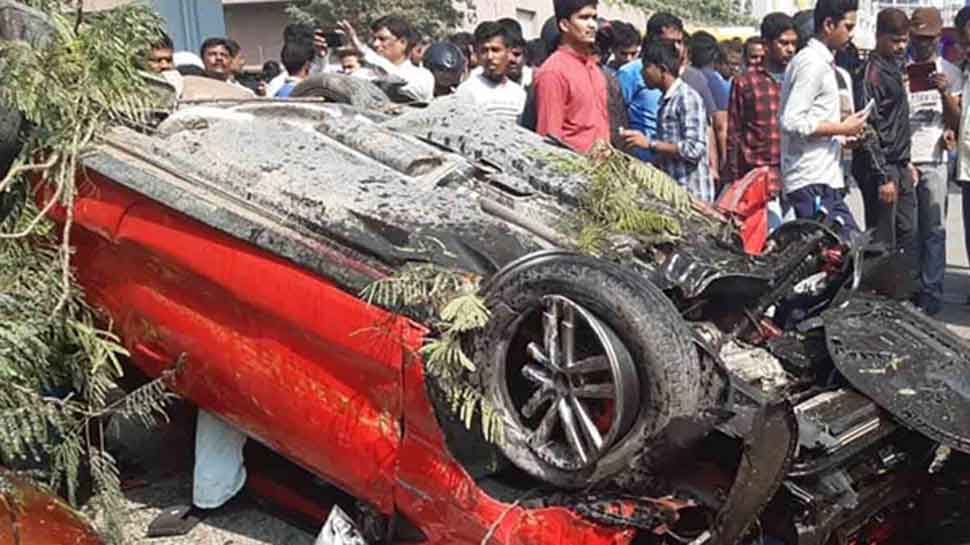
[860,98,876,119]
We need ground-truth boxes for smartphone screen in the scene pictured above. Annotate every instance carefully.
[907,62,935,93]
[323,31,344,48]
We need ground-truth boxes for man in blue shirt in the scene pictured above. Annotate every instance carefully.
[617,13,689,162]
[617,58,661,161]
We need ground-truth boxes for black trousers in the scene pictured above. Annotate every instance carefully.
[857,162,917,258]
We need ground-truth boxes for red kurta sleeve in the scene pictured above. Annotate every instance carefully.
[534,70,568,140]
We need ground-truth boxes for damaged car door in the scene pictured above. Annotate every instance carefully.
[68,172,409,515]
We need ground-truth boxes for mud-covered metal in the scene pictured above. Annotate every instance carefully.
[711,385,797,545]
[824,294,970,453]
[82,101,554,295]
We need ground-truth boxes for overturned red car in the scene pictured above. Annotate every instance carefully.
[21,78,970,545]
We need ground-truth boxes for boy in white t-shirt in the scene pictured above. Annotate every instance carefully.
[455,21,527,124]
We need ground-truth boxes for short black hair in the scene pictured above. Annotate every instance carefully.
[554,0,597,23]
[646,12,684,41]
[371,15,417,49]
[525,38,547,66]
[226,38,241,57]
[611,21,640,49]
[280,40,314,75]
[761,13,796,42]
[793,10,814,48]
[448,31,475,55]
[496,17,523,38]
[200,37,232,58]
[957,7,970,32]
[284,23,315,47]
[474,21,514,48]
[688,31,720,67]
[509,32,527,50]
[876,7,909,36]
[813,0,859,33]
[641,39,680,74]
[336,47,361,59]
[261,60,282,81]
[152,33,173,51]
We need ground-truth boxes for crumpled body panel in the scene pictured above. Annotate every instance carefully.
[825,294,970,453]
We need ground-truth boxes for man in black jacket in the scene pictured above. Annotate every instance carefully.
[852,8,916,258]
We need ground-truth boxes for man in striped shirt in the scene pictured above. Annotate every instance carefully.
[455,21,527,124]
[622,40,712,201]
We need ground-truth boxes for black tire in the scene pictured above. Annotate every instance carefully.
[473,251,702,488]
[289,73,391,110]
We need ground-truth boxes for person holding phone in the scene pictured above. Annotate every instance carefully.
[907,7,961,316]
[779,0,865,231]
[851,8,915,260]
[337,16,435,102]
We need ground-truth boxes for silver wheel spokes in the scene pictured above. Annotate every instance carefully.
[518,296,627,467]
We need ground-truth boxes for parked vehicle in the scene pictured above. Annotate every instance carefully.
[21,85,970,545]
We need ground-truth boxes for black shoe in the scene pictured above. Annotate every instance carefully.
[146,504,210,538]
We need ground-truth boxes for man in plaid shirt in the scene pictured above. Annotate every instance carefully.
[622,40,712,201]
[725,13,799,187]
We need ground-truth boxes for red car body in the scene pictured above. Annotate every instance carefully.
[54,171,636,545]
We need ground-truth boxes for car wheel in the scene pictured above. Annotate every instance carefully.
[289,73,390,110]
[474,251,702,488]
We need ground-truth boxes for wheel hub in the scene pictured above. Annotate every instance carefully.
[507,295,640,471]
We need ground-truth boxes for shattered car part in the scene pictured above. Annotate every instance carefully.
[719,341,790,392]
[25,90,969,545]
[825,294,970,453]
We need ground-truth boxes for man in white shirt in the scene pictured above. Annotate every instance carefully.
[456,21,527,124]
[908,7,961,315]
[779,0,867,232]
[338,16,435,102]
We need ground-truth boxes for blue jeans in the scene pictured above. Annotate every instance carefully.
[784,184,860,233]
[916,162,948,314]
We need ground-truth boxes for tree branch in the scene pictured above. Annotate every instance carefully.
[0,153,60,194]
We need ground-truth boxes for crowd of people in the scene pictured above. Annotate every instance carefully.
[133,0,970,538]
[142,0,970,315]
[15,0,970,539]
[147,5,970,306]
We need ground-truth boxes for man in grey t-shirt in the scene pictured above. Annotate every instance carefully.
[908,7,961,316]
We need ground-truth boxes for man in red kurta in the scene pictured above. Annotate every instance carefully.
[533,0,610,153]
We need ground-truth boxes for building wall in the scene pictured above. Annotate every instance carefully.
[223,2,289,66]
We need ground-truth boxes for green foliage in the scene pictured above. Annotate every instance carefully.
[0,2,175,542]
[547,145,698,254]
[287,0,466,40]
[621,0,756,25]
[361,266,503,443]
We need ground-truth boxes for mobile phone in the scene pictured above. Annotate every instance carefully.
[860,98,876,118]
[320,30,344,48]
[906,62,935,93]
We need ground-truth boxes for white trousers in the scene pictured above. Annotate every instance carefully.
[193,410,247,509]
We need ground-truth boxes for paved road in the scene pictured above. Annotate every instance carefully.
[115,186,970,545]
